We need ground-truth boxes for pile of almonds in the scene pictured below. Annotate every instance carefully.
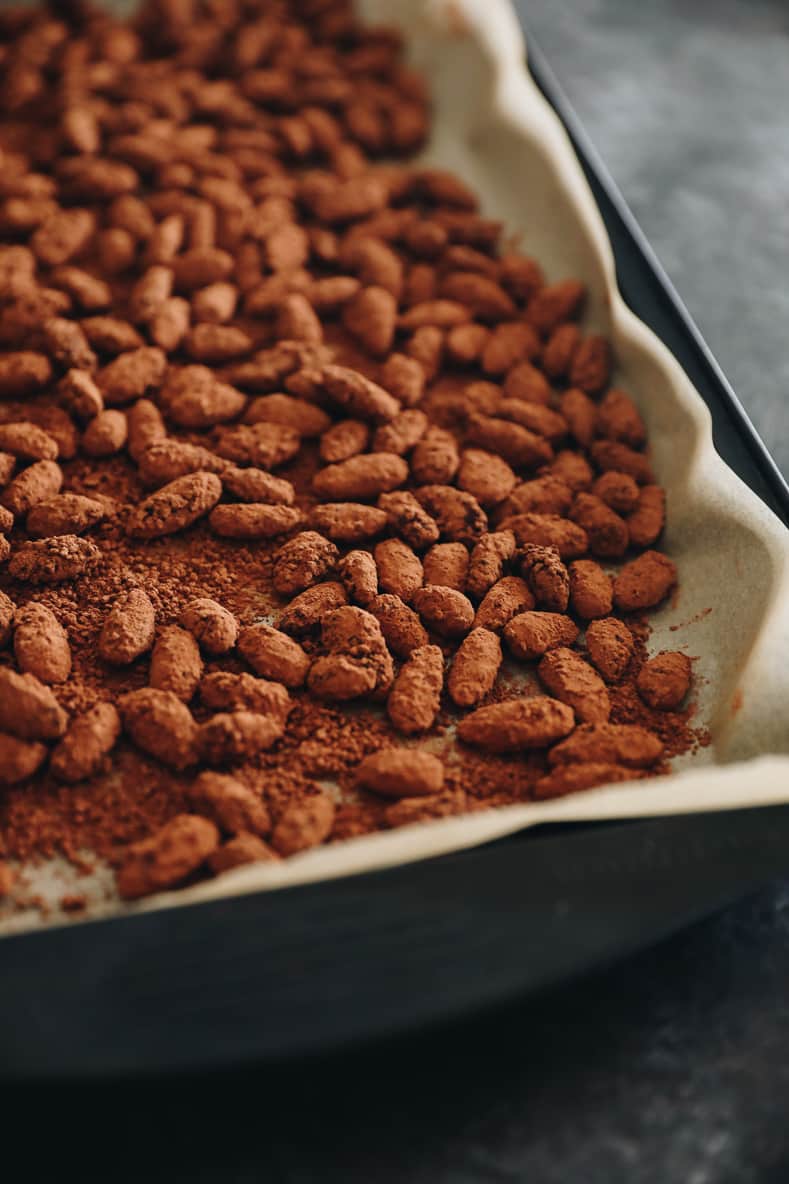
[0,0,697,908]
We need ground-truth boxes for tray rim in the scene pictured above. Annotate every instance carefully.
[2,0,789,1078]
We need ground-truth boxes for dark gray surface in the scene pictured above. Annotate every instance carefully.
[519,0,789,477]
[5,3,788,1179]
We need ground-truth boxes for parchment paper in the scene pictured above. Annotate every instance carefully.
[2,0,788,936]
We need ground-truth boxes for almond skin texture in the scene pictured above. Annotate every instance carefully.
[126,471,222,539]
[149,626,204,702]
[538,647,611,724]
[356,749,444,798]
[99,589,156,665]
[180,598,238,655]
[119,688,198,770]
[50,702,121,783]
[458,696,575,752]
[117,815,219,900]
[13,603,72,684]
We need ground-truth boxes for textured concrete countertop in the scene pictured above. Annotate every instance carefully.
[5,4,788,1181]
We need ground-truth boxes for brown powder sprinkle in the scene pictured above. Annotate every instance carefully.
[0,0,706,914]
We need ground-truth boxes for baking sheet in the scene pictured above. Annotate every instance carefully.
[2,0,789,936]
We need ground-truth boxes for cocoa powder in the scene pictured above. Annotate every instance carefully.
[0,0,706,916]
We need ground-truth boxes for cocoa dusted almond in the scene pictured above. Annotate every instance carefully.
[273,531,339,597]
[0,733,49,786]
[0,421,59,460]
[199,672,291,723]
[448,627,502,708]
[208,503,303,539]
[466,531,516,600]
[50,702,121,783]
[0,667,68,740]
[13,603,72,684]
[136,439,226,487]
[585,617,635,683]
[309,502,388,543]
[613,550,677,612]
[318,364,400,423]
[188,771,271,836]
[158,365,247,427]
[473,576,534,632]
[99,588,156,665]
[534,762,642,800]
[116,815,219,900]
[504,611,579,661]
[313,452,408,501]
[238,623,311,688]
[199,711,284,764]
[355,749,444,798]
[243,394,331,438]
[119,687,198,770]
[636,651,692,710]
[126,471,222,539]
[214,421,301,468]
[457,696,575,752]
[568,560,613,621]
[412,584,475,639]
[549,723,664,769]
[149,626,203,702]
[538,647,611,724]
[180,598,239,655]
[2,459,63,517]
[271,792,336,857]
[26,492,106,538]
[387,643,444,736]
[337,550,379,606]
[368,593,429,659]
[8,535,99,584]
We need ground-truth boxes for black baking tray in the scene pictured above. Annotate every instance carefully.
[1,33,788,1083]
